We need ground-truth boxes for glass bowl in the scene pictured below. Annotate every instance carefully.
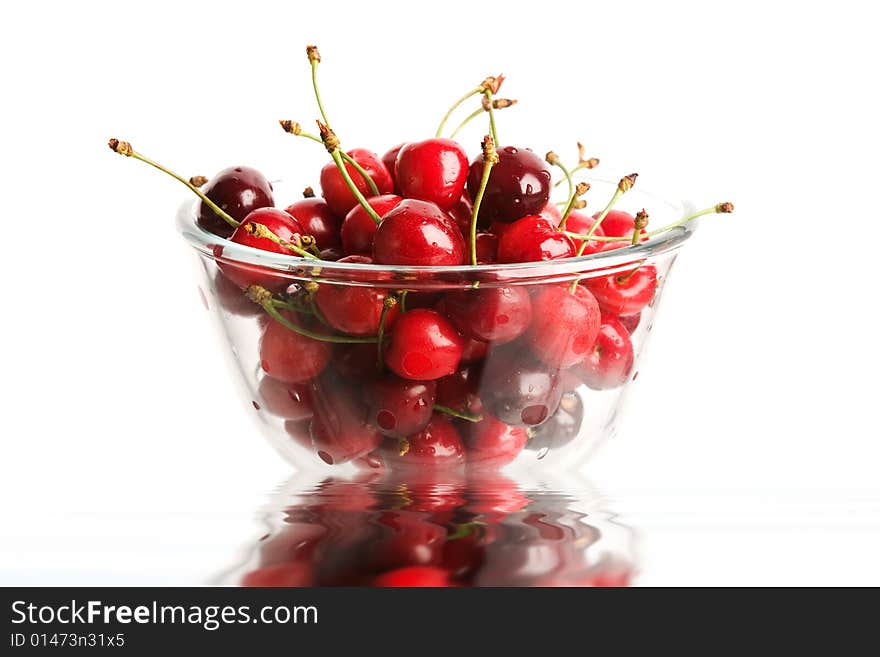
[177,179,696,474]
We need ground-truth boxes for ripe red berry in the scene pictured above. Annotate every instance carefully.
[388,416,466,468]
[465,413,528,467]
[284,197,341,249]
[584,265,657,316]
[309,373,383,465]
[526,285,601,369]
[198,165,274,238]
[467,146,552,223]
[481,348,563,427]
[443,286,532,344]
[366,376,437,438]
[256,376,313,421]
[496,215,576,263]
[395,138,469,210]
[314,256,399,336]
[319,148,393,217]
[373,199,466,266]
[565,210,606,255]
[618,312,641,334]
[576,316,634,389]
[382,143,407,193]
[594,209,646,241]
[340,194,403,256]
[385,309,464,380]
[259,313,331,384]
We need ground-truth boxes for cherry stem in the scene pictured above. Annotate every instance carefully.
[247,285,380,344]
[575,174,637,257]
[548,155,574,210]
[107,139,238,229]
[375,295,398,371]
[470,135,498,266]
[329,146,382,224]
[562,203,732,244]
[308,49,331,128]
[398,290,408,313]
[483,91,499,145]
[616,263,643,284]
[271,298,315,315]
[244,222,320,260]
[450,107,483,139]
[283,125,380,196]
[433,404,483,423]
[436,88,482,137]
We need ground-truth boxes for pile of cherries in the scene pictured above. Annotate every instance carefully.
[237,474,631,587]
[111,45,730,471]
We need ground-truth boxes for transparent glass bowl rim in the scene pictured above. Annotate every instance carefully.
[177,179,697,281]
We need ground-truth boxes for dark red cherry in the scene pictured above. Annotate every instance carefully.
[474,232,499,264]
[309,372,383,465]
[595,209,646,241]
[526,285,601,369]
[213,270,262,317]
[365,376,437,438]
[496,215,576,264]
[373,199,466,266]
[447,196,474,236]
[385,309,464,380]
[371,565,452,587]
[619,312,641,333]
[387,415,466,468]
[396,138,469,210]
[443,286,532,344]
[198,165,274,238]
[481,348,563,427]
[460,336,489,363]
[341,194,403,256]
[436,365,483,411]
[314,256,399,336]
[284,197,341,250]
[526,390,583,452]
[259,312,331,384]
[218,207,304,291]
[319,148,394,217]
[465,413,528,467]
[576,316,634,390]
[584,265,658,316]
[565,210,606,255]
[257,376,313,421]
[382,143,407,193]
[466,145,552,224]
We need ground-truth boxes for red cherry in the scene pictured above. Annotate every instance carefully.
[259,313,331,384]
[385,309,464,380]
[584,265,658,316]
[284,197,341,250]
[213,270,262,317]
[388,416,466,468]
[538,202,563,226]
[382,143,407,193]
[241,563,313,587]
[371,565,452,587]
[218,207,304,291]
[594,209,647,242]
[619,312,641,334]
[447,196,474,236]
[365,376,437,438]
[373,199,466,266]
[565,210,606,255]
[314,256,399,336]
[396,138,469,210]
[467,145,552,223]
[474,232,499,264]
[481,348,563,426]
[340,194,403,256]
[576,316,634,390]
[436,365,482,411]
[465,413,528,467]
[319,148,393,217]
[443,286,532,344]
[526,285,601,369]
[309,373,383,465]
[460,336,489,363]
[331,342,379,379]
[496,215,576,263]
[256,376,313,420]
[198,165,274,238]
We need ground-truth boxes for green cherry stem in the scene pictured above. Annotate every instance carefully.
[449,107,483,139]
[316,120,383,225]
[375,295,398,371]
[436,88,483,137]
[243,222,320,260]
[560,182,590,228]
[433,404,483,423]
[306,46,330,127]
[483,91,499,145]
[470,135,499,266]
[247,286,380,344]
[546,151,574,205]
[576,173,638,256]
[107,139,238,229]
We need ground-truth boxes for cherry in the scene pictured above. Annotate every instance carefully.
[382,143,407,193]
[257,376,313,420]
[198,165,274,238]
[619,312,641,334]
[218,207,304,291]
[373,199,466,266]
[369,510,446,570]
[331,342,379,379]
[447,196,474,236]
[319,148,394,217]
[538,201,563,226]
[526,285,601,369]
[481,348,563,426]
[583,265,657,316]
[575,316,634,390]
[284,197,341,250]
[314,256,399,336]
[460,336,489,363]
[443,286,532,344]
[594,209,646,241]
[436,365,483,411]
[365,376,437,438]
[527,391,582,452]
[565,210,606,255]
[387,415,466,468]
[466,146,552,224]
[385,309,465,381]
[395,138,469,210]
[371,565,452,587]
[259,312,331,384]
[212,270,262,317]
[465,413,528,467]
[240,563,313,587]
[309,372,383,465]
[473,232,499,264]
[496,215,576,263]
[340,194,403,256]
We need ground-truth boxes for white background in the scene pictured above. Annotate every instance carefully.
[1,0,878,585]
